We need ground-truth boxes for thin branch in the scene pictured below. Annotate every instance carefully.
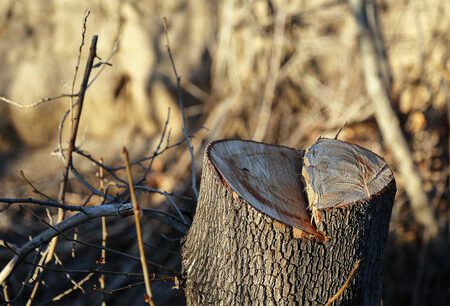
[325,259,361,306]
[52,273,94,302]
[87,9,123,89]
[140,108,171,182]
[0,197,87,212]
[53,251,86,294]
[70,165,113,201]
[56,106,73,162]
[74,146,193,201]
[160,191,188,225]
[1,283,11,306]
[4,247,45,304]
[74,133,190,182]
[71,10,91,125]
[0,240,18,252]
[120,184,192,202]
[334,122,348,140]
[0,203,133,284]
[0,94,77,108]
[20,170,57,202]
[122,147,155,306]
[163,17,199,200]
[253,0,287,141]
[25,248,48,306]
[141,208,189,234]
[90,136,189,169]
[98,158,108,306]
[20,204,178,272]
[47,35,100,263]
[99,276,177,296]
[21,261,144,277]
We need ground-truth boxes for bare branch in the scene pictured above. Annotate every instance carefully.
[70,10,91,125]
[163,17,199,200]
[52,273,94,302]
[98,159,108,306]
[20,170,57,202]
[0,94,77,108]
[47,35,100,263]
[325,259,361,306]
[122,147,155,306]
[140,108,171,182]
[0,203,133,284]
[70,166,114,201]
[253,0,287,141]
[0,197,87,212]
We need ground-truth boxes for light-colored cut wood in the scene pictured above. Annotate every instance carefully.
[302,138,394,210]
[209,140,316,236]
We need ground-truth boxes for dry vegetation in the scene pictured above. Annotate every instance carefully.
[0,0,448,305]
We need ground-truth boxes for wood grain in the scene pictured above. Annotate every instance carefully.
[208,140,318,236]
[303,138,394,210]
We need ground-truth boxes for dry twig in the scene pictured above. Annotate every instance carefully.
[98,158,108,306]
[52,273,95,302]
[1,283,11,306]
[70,10,91,126]
[325,259,361,306]
[122,147,155,306]
[0,197,88,212]
[0,94,77,108]
[253,0,287,141]
[0,203,133,284]
[163,17,199,200]
[25,249,48,306]
[47,35,100,263]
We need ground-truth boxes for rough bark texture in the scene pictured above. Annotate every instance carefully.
[182,139,395,305]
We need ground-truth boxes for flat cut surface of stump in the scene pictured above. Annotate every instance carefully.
[208,139,394,238]
[209,140,316,235]
[303,138,393,210]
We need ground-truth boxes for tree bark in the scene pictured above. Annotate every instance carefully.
[182,139,395,305]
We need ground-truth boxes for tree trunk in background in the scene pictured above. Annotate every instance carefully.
[348,0,438,238]
[182,139,396,305]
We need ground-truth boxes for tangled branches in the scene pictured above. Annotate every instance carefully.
[0,14,195,305]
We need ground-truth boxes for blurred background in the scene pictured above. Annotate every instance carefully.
[0,0,448,305]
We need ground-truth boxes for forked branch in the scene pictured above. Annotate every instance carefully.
[46,35,99,263]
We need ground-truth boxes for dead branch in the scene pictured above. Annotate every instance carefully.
[163,17,199,200]
[325,260,361,306]
[122,147,155,306]
[19,204,174,272]
[70,10,91,125]
[47,35,100,263]
[0,94,77,108]
[0,203,133,285]
[1,283,11,306]
[51,272,94,302]
[0,197,87,212]
[253,0,287,141]
[98,159,108,306]
[140,108,171,183]
[19,170,56,202]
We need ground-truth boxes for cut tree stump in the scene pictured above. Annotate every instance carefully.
[182,138,396,305]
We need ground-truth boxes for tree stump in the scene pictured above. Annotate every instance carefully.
[182,138,395,305]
